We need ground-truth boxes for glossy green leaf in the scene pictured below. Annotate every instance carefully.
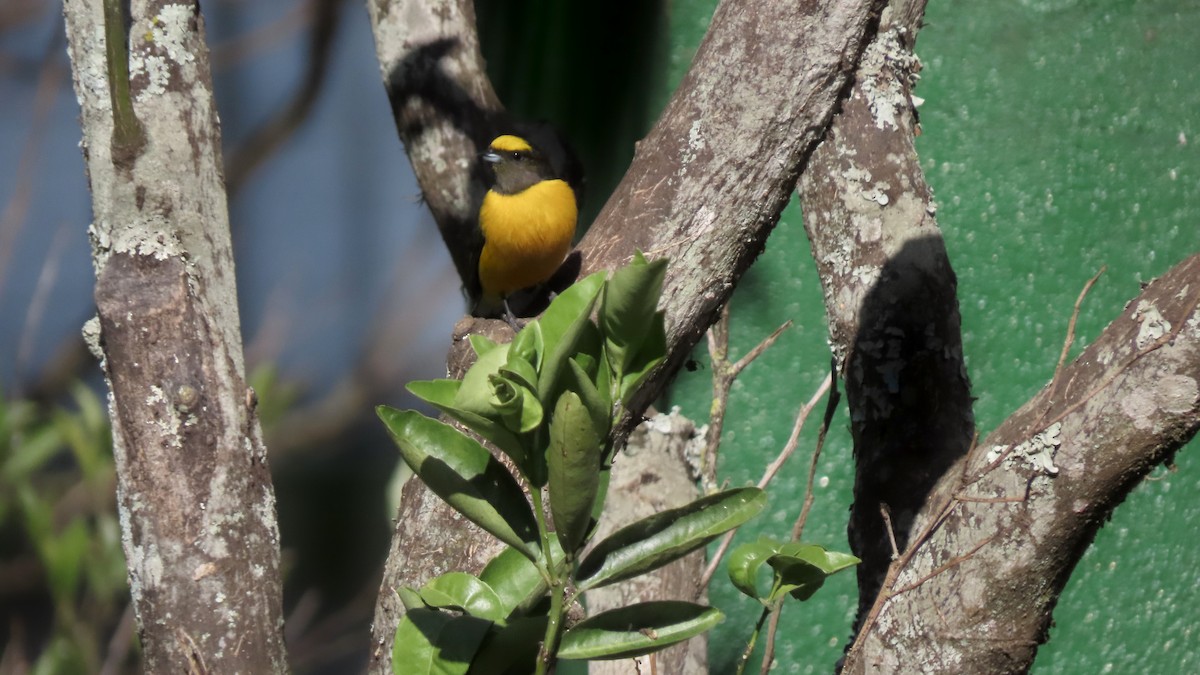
[537,273,605,408]
[407,379,529,473]
[577,487,766,591]
[600,253,667,377]
[466,615,548,675]
[771,556,828,602]
[479,546,549,618]
[771,543,859,602]
[727,538,780,601]
[377,407,538,560]
[419,572,506,622]
[392,608,492,675]
[566,357,612,439]
[538,272,606,359]
[407,379,463,408]
[396,585,425,611]
[498,355,539,393]
[547,392,603,556]
[616,310,666,405]
[775,542,860,576]
[453,341,512,415]
[558,601,722,661]
[728,538,860,603]
[468,333,498,358]
[590,467,612,531]
[488,374,543,434]
[508,319,542,366]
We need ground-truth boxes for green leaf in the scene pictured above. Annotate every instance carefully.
[770,556,828,602]
[498,356,539,393]
[407,379,529,472]
[487,374,543,434]
[466,615,548,675]
[547,392,603,556]
[616,311,666,405]
[577,488,766,591]
[397,586,425,611]
[378,407,539,560]
[407,379,463,408]
[770,543,859,602]
[565,357,611,439]
[537,273,605,408]
[479,546,549,618]
[420,572,506,622]
[775,542,860,576]
[727,538,860,604]
[453,341,512,415]
[468,333,499,358]
[508,319,542,366]
[558,601,722,661]
[726,538,780,602]
[392,608,492,675]
[600,253,667,378]
[538,272,606,360]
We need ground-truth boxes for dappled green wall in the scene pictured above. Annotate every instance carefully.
[666,1,1200,672]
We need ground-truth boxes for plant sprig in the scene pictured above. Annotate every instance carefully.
[379,254,766,674]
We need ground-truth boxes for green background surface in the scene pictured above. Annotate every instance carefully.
[662,1,1200,673]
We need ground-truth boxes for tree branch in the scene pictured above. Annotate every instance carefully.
[366,0,888,670]
[797,0,978,636]
[366,0,503,291]
[793,1,1200,670]
[63,1,287,671]
[842,253,1200,673]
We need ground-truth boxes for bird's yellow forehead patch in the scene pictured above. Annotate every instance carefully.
[490,135,533,154]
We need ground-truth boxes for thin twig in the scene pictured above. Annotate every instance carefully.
[1037,266,1106,429]
[16,221,70,388]
[756,373,832,490]
[0,32,63,302]
[696,372,831,592]
[791,359,840,541]
[225,0,343,196]
[760,605,781,675]
[699,304,792,492]
[758,364,841,674]
[880,503,899,560]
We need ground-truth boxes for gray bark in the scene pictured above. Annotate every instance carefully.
[798,2,1200,671]
[365,1,887,671]
[63,1,288,672]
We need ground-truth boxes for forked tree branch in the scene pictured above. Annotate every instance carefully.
[365,0,888,671]
[796,1,1200,671]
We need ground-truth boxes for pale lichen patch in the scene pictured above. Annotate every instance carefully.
[1132,299,1171,350]
[858,28,920,131]
[1122,374,1198,430]
[985,423,1062,475]
[149,6,198,66]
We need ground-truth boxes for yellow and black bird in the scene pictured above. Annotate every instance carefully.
[473,132,582,320]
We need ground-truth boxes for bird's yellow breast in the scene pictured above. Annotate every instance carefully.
[478,179,577,297]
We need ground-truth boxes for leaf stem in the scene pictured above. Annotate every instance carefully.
[735,603,774,675]
[530,487,564,674]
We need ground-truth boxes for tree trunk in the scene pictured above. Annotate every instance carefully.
[62,1,288,671]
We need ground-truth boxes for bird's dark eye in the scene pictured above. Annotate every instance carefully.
[511,152,522,161]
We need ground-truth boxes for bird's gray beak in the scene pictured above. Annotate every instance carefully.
[482,150,501,164]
